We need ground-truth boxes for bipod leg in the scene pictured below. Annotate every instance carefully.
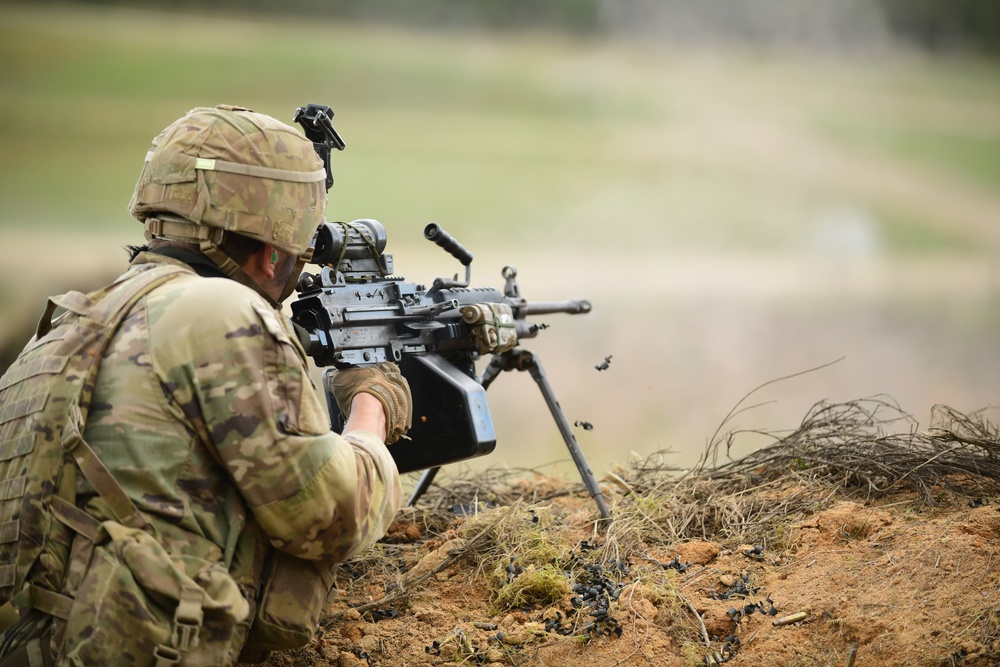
[488,349,611,521]
[525,353,611,522]
[406,466,440,507]
[480,349,517,390]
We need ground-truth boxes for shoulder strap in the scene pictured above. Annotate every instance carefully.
[56,264,189,529]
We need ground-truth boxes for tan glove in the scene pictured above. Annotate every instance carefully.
[327,362,412,444]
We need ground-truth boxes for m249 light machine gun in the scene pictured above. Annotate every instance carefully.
[289,220,611,520]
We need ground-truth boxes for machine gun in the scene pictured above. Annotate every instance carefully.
[289,219,610,519]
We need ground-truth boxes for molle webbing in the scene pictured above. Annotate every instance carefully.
[0,264,188,615]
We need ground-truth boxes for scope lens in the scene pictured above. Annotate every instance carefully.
[310,223,344,265]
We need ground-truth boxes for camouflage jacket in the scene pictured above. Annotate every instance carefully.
[81,251,403,566]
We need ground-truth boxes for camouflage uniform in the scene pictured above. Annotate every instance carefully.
[85,251,401,566]
[0,105,405,666]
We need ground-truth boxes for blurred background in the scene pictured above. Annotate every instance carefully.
[2,0,999,485]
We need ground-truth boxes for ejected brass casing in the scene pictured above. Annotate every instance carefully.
[772,611,809,626]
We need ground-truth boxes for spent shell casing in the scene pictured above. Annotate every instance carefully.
[772,611,809,626]
[473,622,498,631]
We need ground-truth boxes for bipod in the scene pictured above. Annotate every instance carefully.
[407,348,611,522]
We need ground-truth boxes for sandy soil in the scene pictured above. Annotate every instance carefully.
[257,479,1000,667]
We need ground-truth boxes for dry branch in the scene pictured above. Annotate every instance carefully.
[322,503,520,626]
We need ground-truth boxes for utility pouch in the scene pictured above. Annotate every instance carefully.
[244,551,336,652]
[59,521,249,667]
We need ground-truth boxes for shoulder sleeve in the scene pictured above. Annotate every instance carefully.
[148,277,403,561]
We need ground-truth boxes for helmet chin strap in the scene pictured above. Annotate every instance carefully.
[278,244,314,304]
[145,215,308,309]
[278,258,307,303]
[198,239,285,310]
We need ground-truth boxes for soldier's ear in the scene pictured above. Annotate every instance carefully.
[254,245,277,280]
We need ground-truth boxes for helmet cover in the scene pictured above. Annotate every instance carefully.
[129,105,326,257]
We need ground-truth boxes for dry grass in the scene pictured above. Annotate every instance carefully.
[308,396,1000,666]
[387,394,1000,566]
[704,399,1000,499]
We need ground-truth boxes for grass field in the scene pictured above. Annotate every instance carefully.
[3,3,1000,480]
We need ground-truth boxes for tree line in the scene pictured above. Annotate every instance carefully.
[13,0,1000,53]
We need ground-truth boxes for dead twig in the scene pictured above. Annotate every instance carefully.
[322,502,520,627]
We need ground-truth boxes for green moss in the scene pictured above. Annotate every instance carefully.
[490,564,571,613]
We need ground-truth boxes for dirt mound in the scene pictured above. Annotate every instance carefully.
[257,438,1000,667]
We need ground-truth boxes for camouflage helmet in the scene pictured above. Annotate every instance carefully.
[128,105,326,258]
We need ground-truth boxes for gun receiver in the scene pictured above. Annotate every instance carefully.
[290,219,609,519]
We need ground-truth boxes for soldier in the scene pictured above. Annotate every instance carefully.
[0,105,410,666]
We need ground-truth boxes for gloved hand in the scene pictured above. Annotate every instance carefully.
[326,362,412,444]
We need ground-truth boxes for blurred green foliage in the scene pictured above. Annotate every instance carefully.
[878,0,1000,52]
[6,0,999,52]
[0,3,999,257]
[824,122,1000,190]
[0,6,621,242]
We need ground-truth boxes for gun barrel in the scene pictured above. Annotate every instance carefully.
[520,299,591,316]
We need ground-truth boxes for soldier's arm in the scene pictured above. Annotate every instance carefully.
[343,394,387,442]
[154,280,403,562]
